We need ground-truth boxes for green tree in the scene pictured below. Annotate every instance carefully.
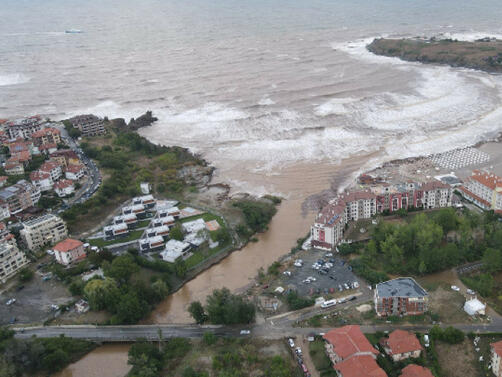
[174,259,187,278]
[266,356,291,377]
[104,254,139,283]
[435,208,458,233]
[151,279,169,301]
[483,248,502,273]
[202,331,217,345]
[205,288,255,324]
[188,301,207,324]
[83,278,120,311]
[114,293,147,324]
[18,268,33,282]
[169,223,184,241]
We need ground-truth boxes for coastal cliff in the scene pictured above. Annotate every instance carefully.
[367,37,502,73]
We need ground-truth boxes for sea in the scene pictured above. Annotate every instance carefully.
[2,0,502,195]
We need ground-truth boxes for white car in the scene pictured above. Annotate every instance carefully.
[294,262,303,267]
[325,253,333,257]
[240,330,251,335]
[295,259,303,264]
[467,289,475,295]
[451,285,460,292]
[283,271,292,276]
[308,276,317,282]
[51,304,59,311]
[295,347,303,355]
[302,279,311,284]
[288,338,295,348]
[353,281,360,288]
[6,298,16,306]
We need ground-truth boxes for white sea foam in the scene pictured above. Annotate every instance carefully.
[0,73,30,86]
[314,97,358,116]
[258,97,275,106]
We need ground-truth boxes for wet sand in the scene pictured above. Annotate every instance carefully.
[53,344,131,377]
[149,153,378,324]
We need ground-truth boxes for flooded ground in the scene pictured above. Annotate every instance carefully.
[54,344,131,377]
[149,154,377,324]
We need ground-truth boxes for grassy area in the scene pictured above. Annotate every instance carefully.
[309,338,336,376]
[136,219,151,228]
[87,229,143,247]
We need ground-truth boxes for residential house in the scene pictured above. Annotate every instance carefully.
[182,218,206,234]
[323,325,386,377]
[0,242,28,283]
[4,161,24,176]
[64,164,85,180]
[381,330,423,362]
[103,223,129,240]
[160,239,192,263]
[374,278,428,317]
[20,214,68,251]
[113,214,138,228]
[132,194,156,209]
[40,160,62,182]
[75,299,90,313]
[0,180,40,215]
[145,225,169,239]
[139,236,165,252]
[69,114,106,136]
[151,215,175,228]
[460,170,502,213]
[122,204,146,218]
[50,149,80,168]
[54,238,85,265]
[38,143,58,155]
[31,127,61,146]
[400,365,434,377]
[54,179,75,197]
[491,340,502,377]
[30,170,53,192]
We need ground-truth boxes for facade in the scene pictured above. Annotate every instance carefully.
[139,236,165,252]
[122,204,146,218]
[0,202,10,220]
[20,214,68,251]
[50,149,80,167]
[400,365,434,377]
[323,325,386,377]
[113,214,138,228]
[491,341,502,377]
[30,170,53,192]
[40,160,62,182]
[104,223,129,239]
[132,194,156,209]
[0,180,40,215]
[381,330,422,362]
[375,278,428,317]
[160,240,192,262]
[64,164,85,180]
[145,225,170,239]
[0,242,28,283]
[311,181,452,250]
[69,114,106,136]
[460,170,502,212]
[5,116,45,139]
[31,127,61,146]
[54,238,85,265]
[5,161,24,175]
[54,179,75,197]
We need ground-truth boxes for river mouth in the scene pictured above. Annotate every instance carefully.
[148,153,378,324]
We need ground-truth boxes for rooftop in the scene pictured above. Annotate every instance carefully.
[382,330,422,355]
[334,355,387,377]
[376,277,427,298]
[491,340,502,358]
[400,364,434,377]
[22,213,61,227]
[54,238,83,253]
[323,325,378,360]
[468,170,502,190]
[32,127,61,138]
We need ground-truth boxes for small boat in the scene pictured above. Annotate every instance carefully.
[65,29,83,34]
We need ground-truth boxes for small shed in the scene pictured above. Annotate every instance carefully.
[464,298,486,316]
[274,286,285,294]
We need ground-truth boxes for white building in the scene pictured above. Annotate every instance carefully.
[421,180,452,209]
[132,194,155,209]
[20,214,68,251]
[460,170,502,212]
[122,204,146,218]
[182,218,206,234]
[139,236,165,252]
[160,239,191,263]
[140,182,150,194]
[113,213,137,228]
[54,238,86,265]
[54,179,75,197]
[40,160,62,182]
[491,341,502,377]
[310,201,346,250]
[30,170,53,192]
[145,225,169,238]
[103,223,129,239]
[0,242,28,283]
[64,164,85,181]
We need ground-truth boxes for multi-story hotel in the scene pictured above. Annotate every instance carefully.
[20,214,68,251]
[311,180,453,250]
[460,170,502,213]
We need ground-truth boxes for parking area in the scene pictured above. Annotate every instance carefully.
[281,250,360,298]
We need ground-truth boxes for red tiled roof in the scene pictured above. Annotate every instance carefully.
[8,150,31,163]
[382,330,422,356]
[316,202,345,227]
[468,170,502,190]
[40,160,61,172]
[400,364,434,377]
[491,340,502,358]
[0,119,7,125]
[334,355,387,377]
[8,141,29,153]
[31,127,61,138]
[39,143,57,151]
[54,238,83,253]
[5,161,22,170]
[0,176,8,182]
[420,180,450,191]
[459,186,491,208]
[50,149,78,159]
[30,170,50,181]
[323,325,379,359]
[65,164,84,173]
[340,190,376,202]
[54,179,74,189]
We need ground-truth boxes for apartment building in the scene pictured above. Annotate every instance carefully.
[31,127,61,146]
[40,160,62,182]
[5,116,45,139]
[122,204,146,218]
[54,238,85,265]
[54,179,75,197]
[0,180,40,215]
[64,164,85,180]
[139,236,165,252]
[323,325,387,377]
[491,340,502,377]
[339,190,377,221]
[104,223,129,240]
[113,213,138,228]
[460,170,502,212]
[30,170,53,192]
[421,181,452,209]
[50,150,80,168]
[69,114,106,136]
[0,242,28,283]
[20,214,68,251]
[132,194,156,209]
[0,202,10,221]
[311,201,346,250]
[375,278,428,317]
[4,161,24,176]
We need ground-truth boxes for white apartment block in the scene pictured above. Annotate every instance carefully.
[0,242,28,283]
[20,214,68,251]
[460,170,502,212]
[491,341,502,377]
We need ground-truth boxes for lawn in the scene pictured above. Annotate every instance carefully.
[180,212,226,229]
[88,229,143,248]
[309,338,336,376]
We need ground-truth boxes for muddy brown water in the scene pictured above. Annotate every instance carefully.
[53,344,131,377]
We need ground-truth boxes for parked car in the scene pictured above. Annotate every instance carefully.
[451,285,460,292]
[325,253,333,257]
[424,335,430,347]
[283,271,292,276]
[353,281,360,288]
[6,298,16,306]
[240,330,251,335]
[467,289,475,295]
[288,338,295,348]
[295,347,302,356]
